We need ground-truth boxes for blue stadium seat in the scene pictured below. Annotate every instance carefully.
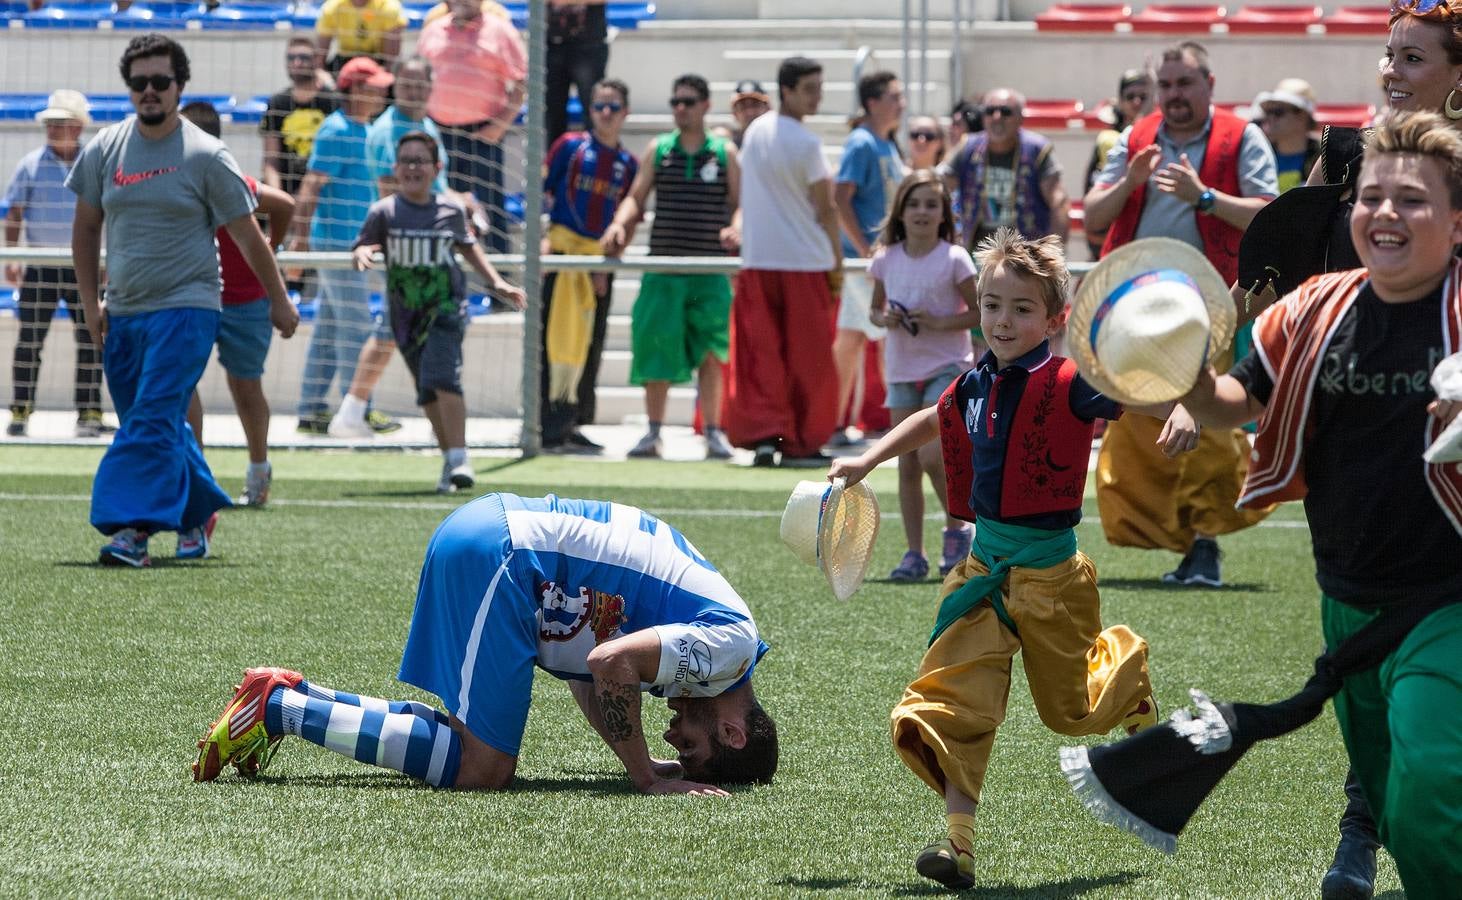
[112,1,199,29]
[0,1,30,22]
[401,0,432,26]
[288,1,320,27]
[0,94,52,122]
[21,1,115,28]
[0,288,16,313]
[185,0,290,30]
[230,95,269,125]
[606,1,654,28]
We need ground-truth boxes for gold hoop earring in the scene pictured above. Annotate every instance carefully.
[1447,89,1462,120]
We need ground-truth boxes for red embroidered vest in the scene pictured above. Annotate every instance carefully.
[1100,110,1246,283]
[937,358,1096,524]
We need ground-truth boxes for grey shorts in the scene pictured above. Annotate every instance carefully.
[401,315,466,406]
[885,363,965,410]
[216,297,272,380]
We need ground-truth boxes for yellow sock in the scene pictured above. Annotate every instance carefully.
[946,813,975,854]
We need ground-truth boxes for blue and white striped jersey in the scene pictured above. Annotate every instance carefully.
[501,494,769,697]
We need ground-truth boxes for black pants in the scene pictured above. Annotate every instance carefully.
[11,265,101,413]
[545,41,609,146]
[439,125,509,255]
[1339,767,1381,847]
[538,268,612,444]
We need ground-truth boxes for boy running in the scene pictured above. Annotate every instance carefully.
[351,131,525,492]
[830,228,1177,890]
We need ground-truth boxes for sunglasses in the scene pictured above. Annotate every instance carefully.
[287,53,316,63]
[669,96,700,108]
[909,130,940,141]
[126,74,176,93]
[591,101,623,114]
[886,300,920,336]
[396,156,434,168]
[984,105,1017,118]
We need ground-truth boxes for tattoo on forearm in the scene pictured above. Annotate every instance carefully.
[597,683,636,743]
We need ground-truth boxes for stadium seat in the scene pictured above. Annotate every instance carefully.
[0,288,16,314]
[1022,98,1085,129]
[0,1,30,21]
[185,1,290,30]
[288,0,320,28]
[112,1,198,28]
[21,1,115,28]
[0,94,51,122]
[1034,3,1132,32]
[1223,4,1322,33]
[1129,3,1226,32]
[1315,103,1375,128]
[606,0,654,28]
[232,95,270,124]
[1321,4,1389,34]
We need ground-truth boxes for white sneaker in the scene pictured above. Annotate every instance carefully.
[239,464,271,507]
[327,410,373,439]
[705,429,734,460]
[627,431,662,458]
[448,460,475,490]
[436,463,457,494]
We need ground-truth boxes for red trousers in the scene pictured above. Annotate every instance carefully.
[725,269,839,457]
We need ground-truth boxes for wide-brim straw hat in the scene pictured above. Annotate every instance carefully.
[780,478,880,601]
[1069,237,1235,407]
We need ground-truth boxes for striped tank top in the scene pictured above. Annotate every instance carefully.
[648,131,732,257]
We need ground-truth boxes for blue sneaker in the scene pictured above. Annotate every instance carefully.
[177,512,218,560]
[99,528,151,568]
[889,551,930,583]
[940,526,973,577]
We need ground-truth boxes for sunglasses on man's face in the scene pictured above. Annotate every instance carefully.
[288,53,316,63]
[592,101,623,114]
[909,130,940,142]
[984,105,1017,118]
[669,96,700,109]
[127,74,176,93]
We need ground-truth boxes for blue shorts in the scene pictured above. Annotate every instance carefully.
[397,494,539,757]
[885,363,965,410]
[217,298,272,379]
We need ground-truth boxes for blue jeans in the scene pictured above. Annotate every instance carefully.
[297,267,375,418]
[91,307,231,535]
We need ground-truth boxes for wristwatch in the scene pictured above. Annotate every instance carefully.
[1196,189,1216,214]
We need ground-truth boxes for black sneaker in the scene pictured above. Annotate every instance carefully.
[780,452,833,469]
[752,442,778,467]
[296,415,331,435]
[7,406,30,437]
[366,410,403,434]
[1184,538,1223,587]
[1161,548,1195,585]
[566,429,604,452]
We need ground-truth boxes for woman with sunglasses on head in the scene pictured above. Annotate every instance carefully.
[907,115,947,171]
[1083,69,1152,258]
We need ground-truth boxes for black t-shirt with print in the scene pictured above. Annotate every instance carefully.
[260,89,340,196]
[1231,280,1462,608]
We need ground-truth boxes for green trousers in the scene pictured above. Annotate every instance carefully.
[1322,597,1462,895]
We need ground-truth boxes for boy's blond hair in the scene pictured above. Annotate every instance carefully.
[974,227,1069,316]
[1367,111,1462,209]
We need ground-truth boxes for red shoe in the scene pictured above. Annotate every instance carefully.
[192,667,302,782]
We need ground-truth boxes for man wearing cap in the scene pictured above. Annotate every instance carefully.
[417,0,527,255]
[942,87,1069,249]
[725,56,843,468]
[68,34,297,568]
[4,89,104,439]
[1082,40,1279,587]
[193,492,778,795]
[290,55,398,436]
[718,80,771,148]
[1255,78,1321,194]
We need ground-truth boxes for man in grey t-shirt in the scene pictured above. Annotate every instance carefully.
[68,33,299,569]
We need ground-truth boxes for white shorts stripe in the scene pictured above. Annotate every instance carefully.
[456,551,513,723]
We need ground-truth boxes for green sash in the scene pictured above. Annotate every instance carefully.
[928,516,1077,646]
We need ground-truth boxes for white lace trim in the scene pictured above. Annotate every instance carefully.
[1169,688,1233,755]
[1059,745,1179,855]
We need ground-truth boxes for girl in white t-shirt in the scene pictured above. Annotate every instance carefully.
[867,172,980,583]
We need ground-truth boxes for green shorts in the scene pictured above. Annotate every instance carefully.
[629,272,732,385]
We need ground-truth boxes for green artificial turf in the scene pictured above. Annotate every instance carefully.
[0,447,1404,897]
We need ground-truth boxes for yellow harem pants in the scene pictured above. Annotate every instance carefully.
[1095,413,1273,553]
[891,551,1151,803]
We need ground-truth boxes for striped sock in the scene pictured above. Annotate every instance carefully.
[264,679,461,787]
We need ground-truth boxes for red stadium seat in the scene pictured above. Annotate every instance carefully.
[1224,4,1322,33]
[1314,103,1376,128]
[1129,4,1227,32]
[1321,5,1390,34]
[1022,98,1086,129]
[1034,3,1132,32]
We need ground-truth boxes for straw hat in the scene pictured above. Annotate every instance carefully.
[36,90,91,127]
[780,478,880,601]
[1068,237,1234,406]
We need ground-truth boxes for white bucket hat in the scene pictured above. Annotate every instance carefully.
[35,89,91,128]
[1068,237,1235,407]
[780,478,880,601]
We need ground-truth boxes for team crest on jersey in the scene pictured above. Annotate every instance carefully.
[699,160,719,183]
[539,581,626,643]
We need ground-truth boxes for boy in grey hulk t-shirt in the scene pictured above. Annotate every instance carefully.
[342,131,525,494]
[66,117,256,315]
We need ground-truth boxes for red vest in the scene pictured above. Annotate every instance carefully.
[937,357,1096,524]
[1100,110,1247,283]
